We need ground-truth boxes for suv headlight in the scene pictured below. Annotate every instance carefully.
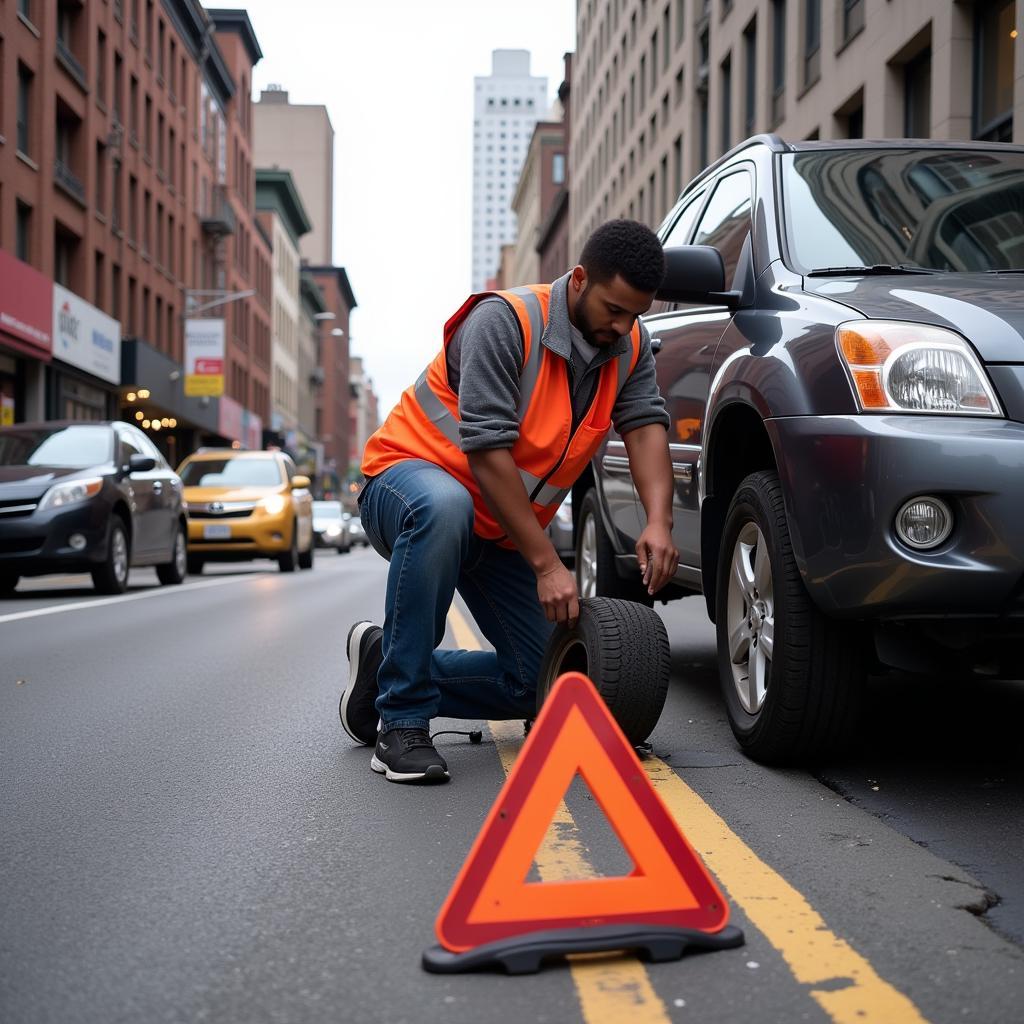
[837,321,1001,416]
[37,477,103,512]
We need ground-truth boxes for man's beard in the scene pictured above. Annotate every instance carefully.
[576,285,618,347]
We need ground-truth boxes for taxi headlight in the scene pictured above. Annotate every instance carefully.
[37,477,103,511]
[260,494,287,516]
[836,321,1001,415]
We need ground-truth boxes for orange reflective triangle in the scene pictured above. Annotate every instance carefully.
[435,672,730,953]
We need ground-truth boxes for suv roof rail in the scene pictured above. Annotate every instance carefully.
[682,134,793,194]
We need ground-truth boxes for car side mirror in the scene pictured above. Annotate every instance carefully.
[657,245,742,308]
[127,453,156,474]
[292,475,311,490]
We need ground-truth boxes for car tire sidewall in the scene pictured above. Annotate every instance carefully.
[535,596,670,745]
[278,520,299,572]
[93,518,130,594]
[575,489,653,606]
[156,523,187,585]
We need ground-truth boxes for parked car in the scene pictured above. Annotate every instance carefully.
[546,494,574,567]
[313,500,352,553]
[578,135,1024,764]
[0,420,187,594]
[178,449,314,573]
[347,514,370,548]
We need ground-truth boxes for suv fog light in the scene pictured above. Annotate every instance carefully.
[895,497,953,550]
[68,533,87,551]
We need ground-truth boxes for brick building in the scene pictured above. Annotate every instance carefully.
[0,1,271,465]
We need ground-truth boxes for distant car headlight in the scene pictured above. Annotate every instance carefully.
[37,477,103,512]
[260,494,287,515]
[837,321,1001,416]
[325,524,342,536]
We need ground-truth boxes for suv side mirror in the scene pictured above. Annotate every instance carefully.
[657,245,742,308]
[127,453,156,474]
[292,475,311,490]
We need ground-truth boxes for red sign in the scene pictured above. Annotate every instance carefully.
[195,358,224,375]
[0,250,53,358]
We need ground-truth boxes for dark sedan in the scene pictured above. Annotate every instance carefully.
[0,421,187,594]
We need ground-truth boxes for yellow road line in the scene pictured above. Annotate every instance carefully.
[641,759,929,1024]
[445,602,929,1024]
[447,602,670,1024]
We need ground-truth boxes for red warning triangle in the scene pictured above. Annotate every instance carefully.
[436,672,730,953]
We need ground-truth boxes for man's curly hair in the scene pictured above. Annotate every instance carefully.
[579,219,666,293]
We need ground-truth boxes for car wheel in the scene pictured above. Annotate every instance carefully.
[575,488,653,606]
[0,573,19,595]
[298,530,314,570]
[186,555,205,575]
[92,517,130,595]
[278,522,299,572]
[156,523,187,585]
[535,596,671,745]
[716,470,865,765]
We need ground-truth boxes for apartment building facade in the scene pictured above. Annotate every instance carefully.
[0,0,271,464]
[570,0,1021,256]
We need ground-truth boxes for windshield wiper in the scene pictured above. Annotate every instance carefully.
[806,264,940,277]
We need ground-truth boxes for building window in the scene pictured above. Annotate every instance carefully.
[96,30,107,105]
[15,202,31,262]
[18,0,33,23]
[771,0,786,126]
[721,53,732,154]
[699,93,708,169]
[54,228,78,289]
[803,0,820,87]
[112,158,122,231]
[904,48,932,138]
[94,251,104,308]
[743,17,757,137]
[675,0,685,45]
[114,52,124,123]
[95,142,106,214]
[552,153,566,185]
[974,0,1015,142]
[841,0,865,46]
[17,63,32,155]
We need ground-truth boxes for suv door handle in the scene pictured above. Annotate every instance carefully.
[650,337,663,354]
[152,482,163,493]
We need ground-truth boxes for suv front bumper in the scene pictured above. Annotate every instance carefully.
[767,414,1024,619]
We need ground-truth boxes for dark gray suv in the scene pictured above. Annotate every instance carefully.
[578,136,1024,764]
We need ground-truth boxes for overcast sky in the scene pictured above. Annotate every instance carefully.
[236,0,577,417]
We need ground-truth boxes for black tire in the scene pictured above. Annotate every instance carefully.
[575,488,653,606]
[0,573,19,595]
[278,522,299,572]
[92,517,130,595]
[535,596,671,745]
[186,555,205,576]
[298,527,314,570]
[156,522,187,585]
[716,470,865,765]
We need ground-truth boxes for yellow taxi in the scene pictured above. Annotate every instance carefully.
[177,448,315,573]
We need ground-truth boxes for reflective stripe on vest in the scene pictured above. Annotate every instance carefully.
[413,287,599,501]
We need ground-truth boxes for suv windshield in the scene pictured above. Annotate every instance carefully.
[0,425,113,468]
[180,458,282,487]
[782,148,1024,273]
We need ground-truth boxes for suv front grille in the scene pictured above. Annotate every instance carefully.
[0,499,39,518]
[187,502,256,519]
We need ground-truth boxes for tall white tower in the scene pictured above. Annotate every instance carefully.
[472,50,548,290]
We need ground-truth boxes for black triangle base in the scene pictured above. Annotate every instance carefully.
[422,923,745,975]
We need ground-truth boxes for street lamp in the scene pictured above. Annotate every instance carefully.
[313,312,336,322]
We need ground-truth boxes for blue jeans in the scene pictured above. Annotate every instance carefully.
[357,459,554,731]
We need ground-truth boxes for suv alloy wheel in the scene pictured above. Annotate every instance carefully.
[715,471,865,764]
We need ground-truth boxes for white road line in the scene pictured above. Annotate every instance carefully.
[0,572,279,626]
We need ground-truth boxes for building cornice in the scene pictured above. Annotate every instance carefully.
[255,169,313,246]
[306,265,358,312]
[207,8,264,65]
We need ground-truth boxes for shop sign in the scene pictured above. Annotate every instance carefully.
[184,318,225,396]
[0,250,53,357]
[52,285,121,384]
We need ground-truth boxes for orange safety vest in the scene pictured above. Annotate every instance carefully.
[361,284,643,544]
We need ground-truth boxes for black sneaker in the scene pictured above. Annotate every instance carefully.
[340,621,383,745]
[371,728,450,783]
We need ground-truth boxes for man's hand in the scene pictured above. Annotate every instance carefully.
[636,522,678,596]
[536,561,580,627]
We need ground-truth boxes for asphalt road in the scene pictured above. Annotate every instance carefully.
[1,549,1022,1024]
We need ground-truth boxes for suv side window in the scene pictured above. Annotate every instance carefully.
[692,170,753,284]
[118,431,144,467]
[662,189,707,249]
[128,427,167,468]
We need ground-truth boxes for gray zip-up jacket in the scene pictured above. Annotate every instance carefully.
[447,273,670,452]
